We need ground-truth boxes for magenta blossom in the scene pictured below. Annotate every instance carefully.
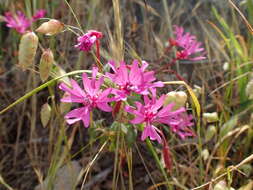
[169,113,194,139]
[125,90,193,143]
[106,60,164,101]
[59,67,113,128]
[4,9,47,34]
[170,25,205,61]
[75,30,103,52]
[4,11,31,34]
[32,9,47,21]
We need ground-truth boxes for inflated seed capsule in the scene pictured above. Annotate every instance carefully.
[164,91,188,110]
[205,125,217,142]
[39,49,54,82]
[203,112,219,123]
[246,79,253,99]
[201,149,209,161]
[18,32,38,70]
[36,19,64,36]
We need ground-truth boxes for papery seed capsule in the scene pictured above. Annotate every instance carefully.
[201,149,209,161]
[203,112,219,123]
[246,79,253,99]
[40,103,52,128]
[213,181,228,190]
[39,49,54,82]
[193,85,202,98]
[205,125,217,142]
[36,19,64,36]
[18,32,38,70]
[164,91,188,110]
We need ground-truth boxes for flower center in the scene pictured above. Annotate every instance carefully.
[144,109,157,123]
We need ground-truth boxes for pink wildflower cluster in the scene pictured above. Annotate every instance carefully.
[169,25,205,61]
[59,58,194,143]
[4,9,46,34]
[106,60,164,101]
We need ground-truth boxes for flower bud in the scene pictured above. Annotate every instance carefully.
[205,125,217,142]
[18,32,38,70]
[203,112,219,123]
[36,19,64,36]
[164,91,187,110]
[39,49,54,81]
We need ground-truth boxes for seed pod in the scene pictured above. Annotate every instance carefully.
[40,103,52,128]
[18,32,38,70]
[164,91,188,110]
[246,79,253,99]
[201,149,209,161]
[39,49,54,82]
[203,112,219,123]
[60,93,72,114]
[36,19,64,36]
[205,125,217,142]
[213,181,228,190]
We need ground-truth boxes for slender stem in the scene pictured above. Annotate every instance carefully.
[146,139,172,190]
[96,40,102,72]
[63,0,84,34]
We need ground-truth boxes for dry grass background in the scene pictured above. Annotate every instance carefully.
[0,0,253,189]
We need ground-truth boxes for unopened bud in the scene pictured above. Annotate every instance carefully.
[203,112,219,123]
[39,49,54,81]
[205,125,217,142]
[36,19,64,36]
[18,32,38,70]
[164,91,188,110]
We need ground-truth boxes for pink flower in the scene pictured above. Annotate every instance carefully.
[4,11,31,34]
[169,113,194,139]
[32,9,47,21]
[171,25,205,61]
[106,60,164,101]
[4,9,47,34]
[59,67,113,128]
[125,90,193,143]
[75,30,103,52]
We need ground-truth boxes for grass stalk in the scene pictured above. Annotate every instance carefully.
[112,0,124,62]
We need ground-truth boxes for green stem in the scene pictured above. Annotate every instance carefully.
[63,0,84,34]
[0,70,92,115]
[146,139,172,190]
